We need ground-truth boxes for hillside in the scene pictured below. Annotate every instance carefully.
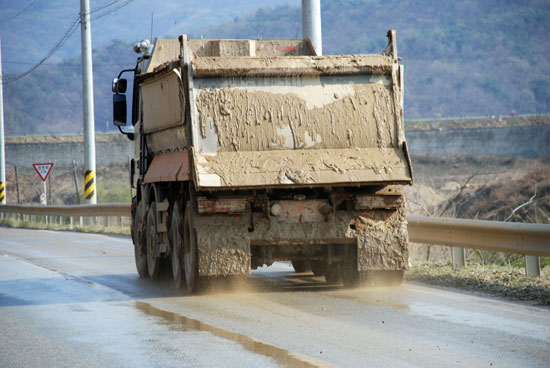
[0,0,295,72]
[199,0,550,118]
[2,0,550,135]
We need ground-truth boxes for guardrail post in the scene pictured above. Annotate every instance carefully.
[452,247,466,269]
[525,255,541,278]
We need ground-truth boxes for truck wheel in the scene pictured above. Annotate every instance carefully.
[291,260,311,273]
[171,202,185,288]
[183,202,202,293]
[146,202,160,280]
[133,200,148,278]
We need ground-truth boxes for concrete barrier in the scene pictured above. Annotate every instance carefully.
[406,125,550,158]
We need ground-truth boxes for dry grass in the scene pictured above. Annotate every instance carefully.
[407,263,550,305]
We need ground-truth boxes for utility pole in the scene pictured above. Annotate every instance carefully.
[302,0,323,56]
[0,35,6,205]
[14,166,20,204]
[72,160,81,204]
[80,0,97,204]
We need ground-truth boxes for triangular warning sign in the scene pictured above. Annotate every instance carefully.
[33,163,54,182]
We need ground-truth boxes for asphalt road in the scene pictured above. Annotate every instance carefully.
[1,227,549,367]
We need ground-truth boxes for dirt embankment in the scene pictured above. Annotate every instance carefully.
[404,155,550,264]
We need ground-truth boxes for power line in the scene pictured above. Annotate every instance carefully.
[90,0,128,14]
[92,0,135,21]
[0,0,38,22]
[2,17,80,84]
[1,0,135,85]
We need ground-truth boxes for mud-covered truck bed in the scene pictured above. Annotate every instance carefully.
[113,31,413,292]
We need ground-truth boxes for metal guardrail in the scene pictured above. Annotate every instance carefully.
[0,203,130,217]
[1,204,549,254]
[407,215,550,257]
[1,204,549,275]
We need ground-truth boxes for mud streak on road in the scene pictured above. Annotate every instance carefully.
[135,301,335,368]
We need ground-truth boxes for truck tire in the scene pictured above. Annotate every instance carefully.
[133,200,148,278]
[183,202,202,293]
[171,202,185,288]
[146,202,160,279]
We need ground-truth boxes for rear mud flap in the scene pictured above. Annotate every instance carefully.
[352,205,409,271]
[193,215,251,277]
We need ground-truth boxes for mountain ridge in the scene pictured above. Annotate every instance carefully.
[2,0,549,135]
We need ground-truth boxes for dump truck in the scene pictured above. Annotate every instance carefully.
[112,31,413,292]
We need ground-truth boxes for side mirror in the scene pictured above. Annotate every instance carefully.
[112,78,127,93]
[113,94,127,126]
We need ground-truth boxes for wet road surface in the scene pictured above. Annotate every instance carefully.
[1,227,549,367]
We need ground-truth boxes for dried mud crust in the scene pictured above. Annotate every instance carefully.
[348,202,409,271]
[192,54,394,77]
[201,148,410,186]
[190,201,409,278]
[196,84,398,152]
[193,214,251,277]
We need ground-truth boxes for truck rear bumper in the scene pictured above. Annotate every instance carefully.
[194,147,412,190]
[192,205,409,277]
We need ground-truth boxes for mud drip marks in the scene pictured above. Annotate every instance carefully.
[196,84,396,152]
[373,90,387,148]
[135,301,331,368]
